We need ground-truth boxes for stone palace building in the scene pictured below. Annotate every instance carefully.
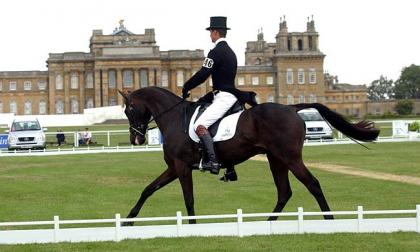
[2,18,401,118]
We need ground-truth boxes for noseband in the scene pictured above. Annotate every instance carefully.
[127,105,149,137]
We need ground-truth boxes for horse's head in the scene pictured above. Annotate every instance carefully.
[119,90,152,145]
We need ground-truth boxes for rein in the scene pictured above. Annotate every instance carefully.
[129,98,185,136]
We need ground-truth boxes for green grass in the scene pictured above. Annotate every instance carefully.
[0,142,419,250]
[303,142,420,176]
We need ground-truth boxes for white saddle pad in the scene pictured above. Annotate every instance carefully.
[188,106,244,143]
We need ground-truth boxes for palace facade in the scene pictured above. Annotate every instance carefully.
[3,18,395,118]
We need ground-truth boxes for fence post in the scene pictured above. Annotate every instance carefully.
[74,132,78,147]
[176,211,182,237]
[115,213,121,242]
[298,207,304,234]
[237,209,243,237]
[107,131,111,147]
[53,215,59,243]
[416,205,420,233]
[357,206,363,233]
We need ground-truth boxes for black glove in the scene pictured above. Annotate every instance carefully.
[182,88,190,99]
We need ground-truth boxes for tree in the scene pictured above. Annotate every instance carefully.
[367,75,394,100]
[394,99,413,115]
[394,64,420,99]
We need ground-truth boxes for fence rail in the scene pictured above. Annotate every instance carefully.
[1,205,419,244]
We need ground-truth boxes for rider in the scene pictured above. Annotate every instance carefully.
[182,16,243,175]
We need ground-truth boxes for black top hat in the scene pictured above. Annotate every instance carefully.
[206,16,230,30]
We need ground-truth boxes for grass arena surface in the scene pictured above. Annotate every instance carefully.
[1,142,419,251]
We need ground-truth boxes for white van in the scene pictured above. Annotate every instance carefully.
[297,108,333,140]
[7,118,46,150]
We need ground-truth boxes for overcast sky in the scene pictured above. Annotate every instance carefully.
[0,0,418,85]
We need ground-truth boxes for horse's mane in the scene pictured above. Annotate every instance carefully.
[132,87,181,101]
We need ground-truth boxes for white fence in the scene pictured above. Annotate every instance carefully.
[0,205,419,244]
[1,135,419,157]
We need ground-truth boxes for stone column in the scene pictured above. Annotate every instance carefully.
[117,69,123,105]
[134,69,140,90]
[94,69,101,107]
[102,69,109,106]
[48,72,56,114]
[64,71,70,114]
[154,67,161,87]
[79,71,85,112]
[148,68,154,87]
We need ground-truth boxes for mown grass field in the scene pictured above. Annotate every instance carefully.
[0,142,419,251]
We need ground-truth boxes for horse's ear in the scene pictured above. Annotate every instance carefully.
[118,90,129,102]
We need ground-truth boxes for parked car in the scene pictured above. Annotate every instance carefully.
[297,108,333,140]
[7,118,47,150]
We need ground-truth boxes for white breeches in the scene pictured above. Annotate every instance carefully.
[193,91,238,130]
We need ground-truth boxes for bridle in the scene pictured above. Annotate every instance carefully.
[127,98,185,137]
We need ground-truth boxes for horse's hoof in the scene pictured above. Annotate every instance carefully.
[121,221,134,226]
[219,171,238,182]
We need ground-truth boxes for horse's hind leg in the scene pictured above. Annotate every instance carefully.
[289,160,333,219]
[267,153,292,221]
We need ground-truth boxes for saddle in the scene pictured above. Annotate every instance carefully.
[184,91,244,140]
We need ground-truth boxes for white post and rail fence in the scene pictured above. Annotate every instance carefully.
[1,205,419,244]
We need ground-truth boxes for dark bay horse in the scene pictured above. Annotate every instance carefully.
[119,87,379,225]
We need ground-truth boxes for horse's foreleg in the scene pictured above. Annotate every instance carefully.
[290,161,334,219]
[176,162,196,224]
[267,154,292,221]
[123,168,177,226]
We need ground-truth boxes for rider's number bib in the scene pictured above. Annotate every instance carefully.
[203,58,214,69]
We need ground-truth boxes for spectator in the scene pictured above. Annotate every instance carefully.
[56,129,66,146]
[78,129,84,145]
[83,127,92,145]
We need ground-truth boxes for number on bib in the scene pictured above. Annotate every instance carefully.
[203,58,214,68]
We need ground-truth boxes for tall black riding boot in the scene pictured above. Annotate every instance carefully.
[198,133,221,175]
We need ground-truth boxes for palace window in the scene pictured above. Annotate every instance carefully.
[287,69,293,84]
[161,70,169,87]
[287,95,294,105]
[23,81,32,91]
[71,99,79,114]
[252,76,259,85]
[55,74,63,90]
[310,94,317,102]
[86,72,94,88]
[0,81,2,91]
[0,101,3,113]
[24,101,32,115]
[266,76,273,85]
[38,80,47,90]
[10,101,17,114]
[299,94,305,103]
[298,39,303,50]
[140,69,148,88]
[108,70,116,88]
[298,69,305,84]
[39,100,46,115]
[267,94,274,102]
[9,81,17,91]
[123,70,133,88]
[86,97,94,109]
[238,77,245,86]
[309,68,317,84]
[109,97,117,106]
[55,99,64,114]
[176,70,184,87]
[71,73,78,89]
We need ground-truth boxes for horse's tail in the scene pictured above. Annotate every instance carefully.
[291,103,380,142]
